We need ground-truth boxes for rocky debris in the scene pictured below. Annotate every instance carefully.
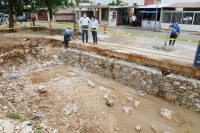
[0,119,34,133]
[103,93,109,99]
[127,97,133,102]
[52,55,59,60]
[151,125,158,132]
[63,104,79,115]
[123,107,133,115]
[34,112,42,118]
[105,29,137,45]
[68,72,76,76]
[135,125,142,132]
[99,86,110,93]
[134,100,140,108]
[163,92,177,102]
[163,131,170,133]
[160,109,173,120]
[152,45,176,52]
[106,99,114,107]
[88,80,95,88]
[194,103,200,108]
[38,85,47,93]
[2,106,8,110]
[1,120,15,133]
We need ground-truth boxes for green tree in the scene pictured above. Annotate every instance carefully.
[75,0,91,6]
[133,3,137,6]
[108,0,122,6]
[1,0,70,28]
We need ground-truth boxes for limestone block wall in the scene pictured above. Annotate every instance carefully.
[60,49,200,112]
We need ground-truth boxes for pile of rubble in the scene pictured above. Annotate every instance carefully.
[105,29,138,45]
[0,119,34,133]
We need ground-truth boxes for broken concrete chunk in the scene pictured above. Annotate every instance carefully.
[123,107,133,115]
[163,131,170,133]
[160,109,173,120]
[99,86,110,93]
[134,100,140,108]
[38,85,47,93]
[2,120,15,133]
[103,93,108,99]
[2,106,8,110]
[151,125,158,132]
[21,121,31,128]
[194,103,200,109]
[68,72,76,76]
[63,104,79,115]
[106,99,114,107]
[52,55,59,60]
[88,80,95,88]
[127,97,133,102]
[135,125,142,132]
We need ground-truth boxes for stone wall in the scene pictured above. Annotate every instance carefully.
[60,49,200,112]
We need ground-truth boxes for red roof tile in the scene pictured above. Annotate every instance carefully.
[166,2,200,8]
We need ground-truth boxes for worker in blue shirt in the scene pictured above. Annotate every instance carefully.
[90,16,99,44]
[169,22,180,46]
[64,28,75,48]
[78,12,91,43]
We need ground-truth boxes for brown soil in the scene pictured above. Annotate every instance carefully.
[0,31,200,133]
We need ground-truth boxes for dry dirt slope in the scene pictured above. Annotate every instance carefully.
[0,36,200,133]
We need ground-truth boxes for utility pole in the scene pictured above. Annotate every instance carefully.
[155,0,158,31]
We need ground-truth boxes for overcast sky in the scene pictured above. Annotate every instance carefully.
[94,0,200,5]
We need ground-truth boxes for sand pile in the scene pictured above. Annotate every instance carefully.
[105,29,138,45]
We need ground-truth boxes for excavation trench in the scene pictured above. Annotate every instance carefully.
[0,34,200,133]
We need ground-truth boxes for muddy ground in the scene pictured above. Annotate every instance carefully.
[0,31,200,133]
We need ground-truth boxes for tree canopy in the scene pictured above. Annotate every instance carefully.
[108,0,123,6]
[1,0,71,27]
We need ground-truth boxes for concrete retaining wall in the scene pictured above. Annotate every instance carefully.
[61,49,200,112]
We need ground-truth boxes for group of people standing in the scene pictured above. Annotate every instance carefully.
[63,12,99,48]
[0,14,7,25]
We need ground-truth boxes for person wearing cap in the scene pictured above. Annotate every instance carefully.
[78,12,91,43]
[90,16,99,44]
[168,22,180,46]
[63,28,75,49]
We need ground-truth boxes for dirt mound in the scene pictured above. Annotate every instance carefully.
[0,37,62,69]
[105,29,137,45]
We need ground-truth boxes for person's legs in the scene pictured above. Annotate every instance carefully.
[92,31,95,43]
[132,21,134,27]
[82,30,85,42]
[133,21,136,27]
[172,34,177,46]
[95,31,98,44]
[65,41,69,48]
[86,30,88,42]
[169,34,173,46]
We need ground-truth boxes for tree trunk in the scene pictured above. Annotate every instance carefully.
[8,1,14,28]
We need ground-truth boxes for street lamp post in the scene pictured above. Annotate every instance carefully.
[155,0,158,31]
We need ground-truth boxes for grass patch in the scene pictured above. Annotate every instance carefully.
[9,112,26,122]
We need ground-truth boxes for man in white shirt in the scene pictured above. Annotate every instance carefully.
[132,14,136,27]
[78,12,91,43]
[90,16,98,44]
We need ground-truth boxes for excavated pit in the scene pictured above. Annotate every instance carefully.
[0,30,200,133]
